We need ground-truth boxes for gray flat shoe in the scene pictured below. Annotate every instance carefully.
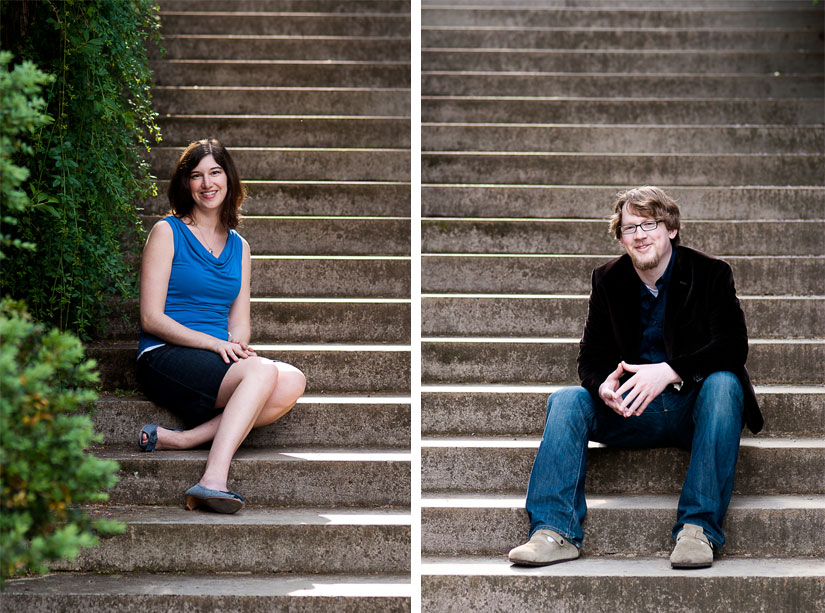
[184,483,245,514]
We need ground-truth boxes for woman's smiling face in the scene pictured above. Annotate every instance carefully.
[188,154,227,212]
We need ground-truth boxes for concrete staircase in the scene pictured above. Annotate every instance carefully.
[3,1,411,610]
[420,1,824,611]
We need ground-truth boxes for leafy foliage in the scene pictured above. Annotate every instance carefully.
[0,300,123,584]
[0,0,162,337]
[0,51,53,260]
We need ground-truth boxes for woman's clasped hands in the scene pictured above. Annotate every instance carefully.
[214,338,257,364]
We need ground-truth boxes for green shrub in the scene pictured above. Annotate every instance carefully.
[0,51,53,261]
[0,0,162,337]
[0,300,123,584]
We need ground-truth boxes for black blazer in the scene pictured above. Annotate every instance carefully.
[577,245,763,434]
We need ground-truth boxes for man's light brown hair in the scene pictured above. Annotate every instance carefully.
[609,186,681,246]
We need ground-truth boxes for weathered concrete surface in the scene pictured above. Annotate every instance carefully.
[142,215,411,256]
[421,255,825,295]
[423,98,824,126]
[421,494,825,557]
[54,507,410,573]
[423,125,825,155]
[156,36,411,62]
[251,257,410,298]
[421,558,824,613]
[97,447,411,506]
[153,60,410,88]
[421,186,824,220]
[2,573,411,613]
[158,116,412,149]
[422,152,823,186]
[421,219,825,256]
[103,299,410,343]
[423,73,825,99]
[423,49,823,74]
[421,440,825,495]
[422,339,825,385]
[421,296,825,339]
[423,27,824,51]
[159,13,410,37]
[143,181,411,217]
[420,388,825,438]
[90,343,411,393]
[422,7,824,28]
[93,395,411,448]
[160,0,411,12]
[150,145,411,181]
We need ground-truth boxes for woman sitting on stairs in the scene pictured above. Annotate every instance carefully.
[135,138,306,514]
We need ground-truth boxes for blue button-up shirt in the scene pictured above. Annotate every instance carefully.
[639,249,675,365]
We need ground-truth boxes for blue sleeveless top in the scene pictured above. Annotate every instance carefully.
[138,215,243,357]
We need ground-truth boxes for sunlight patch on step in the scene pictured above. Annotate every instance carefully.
[289,581,412,598]
[278,450,412,461]
[298,395,411,404]
[423,337,580,343]
[253,255,410,260]
[254,344,411,351]
[422,293,587,299]
[422,384,564,393]
[253,297,411,303]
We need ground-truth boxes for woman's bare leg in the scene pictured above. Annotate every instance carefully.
[147,361,306,456]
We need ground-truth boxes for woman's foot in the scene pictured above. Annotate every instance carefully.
[138,424,184,452]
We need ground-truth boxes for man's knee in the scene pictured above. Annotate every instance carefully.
[546,386,594,425]
[696,371,744,424]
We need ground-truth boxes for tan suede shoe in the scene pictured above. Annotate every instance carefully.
[508,529,580,567]
[671,523,714,569]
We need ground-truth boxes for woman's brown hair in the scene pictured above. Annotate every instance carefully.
[167,138,246,231]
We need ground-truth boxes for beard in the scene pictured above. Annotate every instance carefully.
[629,249,660,271]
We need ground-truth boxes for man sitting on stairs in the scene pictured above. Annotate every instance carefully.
[508,186,763,569]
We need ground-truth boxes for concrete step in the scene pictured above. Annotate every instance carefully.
[421,255,825,295]
[422,152,823,186]
[89,342,411,393]
[151,146,410,182]
[421,437,825,495]
[54,506,410,574]
[95,394,410,448]
[152,87,410,118]
[423,0,822,7]
[422,494,825,557]
[422,124,825,154]
[103,299,410,343]
[159,12,410,37]
[422,73,825,99]
[421,8,824,29]
[422,339,824,386]
[251,256,410,298]
[157,35,410,61]
[423,98,824,126]
[421,219,825,256]
[420,556,823,612]
[158,115,411,148]
[421,296,825,339]
[144,181,411,217]
[2,572,411,612]
[421,386,825,439]
[421,186,825,220]
[160,0,410,11]
[152,60,410,88]
[143,215,410,256]
[423,49,823,75]
[422,26,825,51]
[97,446,411,506]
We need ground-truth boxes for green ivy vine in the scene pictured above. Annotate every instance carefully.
[0,0,162,338]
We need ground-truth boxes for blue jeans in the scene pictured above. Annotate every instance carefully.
[525,372,744,548]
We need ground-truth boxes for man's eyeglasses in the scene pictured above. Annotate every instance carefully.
[620,219,663,235]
